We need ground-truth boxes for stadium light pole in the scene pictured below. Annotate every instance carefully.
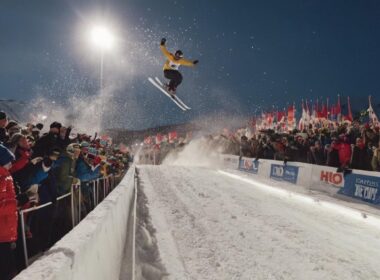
[89,25,115,94]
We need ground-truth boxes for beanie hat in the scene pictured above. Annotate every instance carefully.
[0,144,15,166]
[80,141,90,148]
[66,143,80,154]
[6,120,18,130]
[36,123,44,130]
[50,122,62,129]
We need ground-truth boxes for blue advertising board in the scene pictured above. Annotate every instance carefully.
[270,164,299,184]
[338,173,380,205]
[238,159,259,174]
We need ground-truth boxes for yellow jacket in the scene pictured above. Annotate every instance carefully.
[160,45,195,71]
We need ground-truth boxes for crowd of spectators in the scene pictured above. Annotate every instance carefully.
[207,121,380,172]
[136,119,380,173]
[0,111,131,280]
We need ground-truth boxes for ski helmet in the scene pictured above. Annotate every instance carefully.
[174,50,183,58]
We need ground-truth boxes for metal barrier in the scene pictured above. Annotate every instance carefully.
[19,174,117,267]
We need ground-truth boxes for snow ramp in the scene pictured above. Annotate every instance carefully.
[125,165,380,280]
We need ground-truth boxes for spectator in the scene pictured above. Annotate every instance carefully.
[240,135,252,157]
[326,141,340,168]
[54,143,80,196]
[0,144,17,280]
[6,134,31,174]
[337,135,352,168]
[310,140,326,165]
[351,138,371,170]
[32,121,61,158]
[57,126,72,151]
[6,121,20,138]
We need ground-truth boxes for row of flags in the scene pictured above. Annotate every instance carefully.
[144,131,180,145]
[250,95,379,132]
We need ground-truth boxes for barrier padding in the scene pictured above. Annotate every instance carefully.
[14,167,136,280]
[221,154,380,205]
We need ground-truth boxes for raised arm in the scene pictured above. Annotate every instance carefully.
[160,38,172,60]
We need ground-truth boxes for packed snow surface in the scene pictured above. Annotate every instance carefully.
[137,165,380,280]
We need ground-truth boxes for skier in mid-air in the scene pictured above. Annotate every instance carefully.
[159,38,198,95]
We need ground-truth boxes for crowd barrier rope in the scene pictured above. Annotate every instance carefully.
[19,174,117,267]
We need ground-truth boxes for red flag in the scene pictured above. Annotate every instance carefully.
[144,136,152,145]
[168,131,178,143]
[287,105,294,124]
[277,111,285,123]
[266,112,273,125]
[344,96,353,122]
[155,133,163,144]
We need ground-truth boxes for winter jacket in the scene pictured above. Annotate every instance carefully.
[75,156,100,182]
[32,132,59,158]
[0,166,18,243]
[351,146,371,171]
[9,148,30,174]
[327,148,340,168]
[338,142,352,167]
[310,147,326,165]
[160,45,195,71]
[53,152,77,196]
[13,160,51,192]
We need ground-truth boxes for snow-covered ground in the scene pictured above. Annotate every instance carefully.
[135,165,380,280]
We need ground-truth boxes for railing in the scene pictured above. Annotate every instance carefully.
[19,174,118,267]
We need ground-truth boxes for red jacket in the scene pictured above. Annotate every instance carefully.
[0,166,18,243]
[338,142,352,167]
[10,149,30,174]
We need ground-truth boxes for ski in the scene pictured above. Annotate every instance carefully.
[154,77,191,110]
[148,77,187,111]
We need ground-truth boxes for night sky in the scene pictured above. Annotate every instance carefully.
[0,0,379,130]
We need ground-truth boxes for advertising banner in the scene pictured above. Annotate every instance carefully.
[339,173,380,205]
[312,166,344,188]
[238,159,259,174]
[270,164,299,184]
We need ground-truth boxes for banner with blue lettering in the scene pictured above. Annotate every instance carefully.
[270,164,299,184]
[338,173,380,205]
[238,159,259,174]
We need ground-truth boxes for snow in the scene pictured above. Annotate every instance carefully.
[137,165,380,280]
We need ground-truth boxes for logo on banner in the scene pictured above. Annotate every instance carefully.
[339,174,380,205]
[320,171,344,187]
[270,164,299,184]
[239,159,259,174]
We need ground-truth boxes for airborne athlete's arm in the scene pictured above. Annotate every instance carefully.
[177,58,195,67]
[160,45,173,60]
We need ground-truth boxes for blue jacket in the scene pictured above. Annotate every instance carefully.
[75,156,100,182]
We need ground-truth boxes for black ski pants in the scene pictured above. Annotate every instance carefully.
[164,70,183,90]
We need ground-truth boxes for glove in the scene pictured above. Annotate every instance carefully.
[160,38,166,46]
[193,60,199,65]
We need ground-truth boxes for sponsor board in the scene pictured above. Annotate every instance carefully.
[339,173,380,205]
[238,159,259,174]
[270,164,299,184]
[318,169,344,187]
